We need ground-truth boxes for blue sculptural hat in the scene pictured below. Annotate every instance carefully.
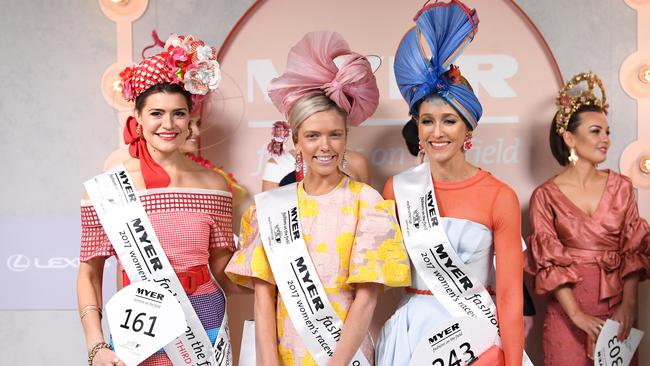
[394,0,482,129]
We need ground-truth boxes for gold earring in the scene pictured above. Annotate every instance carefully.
[136,124,143,139]
[568,147,578,166]
[186,127,193,141]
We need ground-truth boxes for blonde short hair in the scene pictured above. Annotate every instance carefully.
[288,93,348,142]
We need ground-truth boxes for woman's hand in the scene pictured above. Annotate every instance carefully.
[91,348,126,366]
[611,300,635,341]
[569,311,605,339]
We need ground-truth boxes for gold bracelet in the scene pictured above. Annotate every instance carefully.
[79,305,102,321]
[87,342,112,366]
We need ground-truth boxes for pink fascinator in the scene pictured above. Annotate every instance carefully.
[268,31,380,127]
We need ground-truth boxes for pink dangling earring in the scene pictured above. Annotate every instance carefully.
[295,151,305,182]
[463,132,473,151]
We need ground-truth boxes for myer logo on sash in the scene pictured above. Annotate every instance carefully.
[291,257,326,312]
[104,170,138,203]
[428,322,460,348]
[255,184,369,366]
[425,191,440,227]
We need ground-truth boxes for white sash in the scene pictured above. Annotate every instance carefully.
[255,183,370,366]
[393,163,532,365]
[84,166,232,366]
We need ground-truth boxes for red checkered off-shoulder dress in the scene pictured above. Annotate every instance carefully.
[80,187,235,366]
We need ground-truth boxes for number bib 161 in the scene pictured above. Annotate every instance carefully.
[410,317,497,366]
[106,281,187,365]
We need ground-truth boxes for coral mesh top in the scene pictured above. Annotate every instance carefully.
[384,169,525,366]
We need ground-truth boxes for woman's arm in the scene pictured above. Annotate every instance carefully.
[492,187,524,366]
[254,279,280,366]
[209,248,252,295]
[78,257,125,365]
[553,286,604,340]
[612,273,639,341]
[328,283,380,366]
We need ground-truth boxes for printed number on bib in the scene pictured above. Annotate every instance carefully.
[431,342,475,366]
[120,309,158,338]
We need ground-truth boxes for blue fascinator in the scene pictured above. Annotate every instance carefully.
[394,0,482,129]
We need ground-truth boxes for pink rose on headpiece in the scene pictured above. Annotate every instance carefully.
[267,121,291,157]
[166,47,188,70]
[271,121,291,142]
[165,34,190,52]
[121,80,135,101]
[183,60,221,95]
[119,66,136,101]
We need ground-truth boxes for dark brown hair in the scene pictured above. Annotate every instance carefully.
[549,104,605,166]
[134,83,193,113]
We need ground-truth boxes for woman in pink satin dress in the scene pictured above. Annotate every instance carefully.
[526,72,650,365]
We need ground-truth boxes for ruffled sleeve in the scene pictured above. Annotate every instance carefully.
[619,177,650,280]
[225,205,276,288]
[346,184,411,287]
[208,196,236,252]
[80,203,116,261]
[525,186,581,294]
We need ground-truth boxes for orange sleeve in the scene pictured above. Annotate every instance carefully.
[492,186,524,366]
[382,176,395,200]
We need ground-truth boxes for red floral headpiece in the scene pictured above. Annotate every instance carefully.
[118,34,221,103]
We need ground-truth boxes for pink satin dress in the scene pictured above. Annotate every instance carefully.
[526,170,650,366]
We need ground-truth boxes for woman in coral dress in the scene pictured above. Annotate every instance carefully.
[377,2,526,365]
[526,72,650,365]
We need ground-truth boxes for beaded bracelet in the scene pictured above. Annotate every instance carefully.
[87,342,112,366]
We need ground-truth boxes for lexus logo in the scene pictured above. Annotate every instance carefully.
[5,254,85,272]
[7,254,30,272]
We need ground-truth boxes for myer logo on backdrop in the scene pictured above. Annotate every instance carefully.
[247,54,521,173]
[246,55,517,104]
[216,0,562,193]
[6,254,81,272]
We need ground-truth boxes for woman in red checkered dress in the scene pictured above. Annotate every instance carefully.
[77,34,242,366]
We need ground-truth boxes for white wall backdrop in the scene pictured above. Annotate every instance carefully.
[0,1,646,364]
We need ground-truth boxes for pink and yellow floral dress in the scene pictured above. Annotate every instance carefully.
[226,178,411,365]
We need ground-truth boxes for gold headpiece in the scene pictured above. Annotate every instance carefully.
[555,72,608,135]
